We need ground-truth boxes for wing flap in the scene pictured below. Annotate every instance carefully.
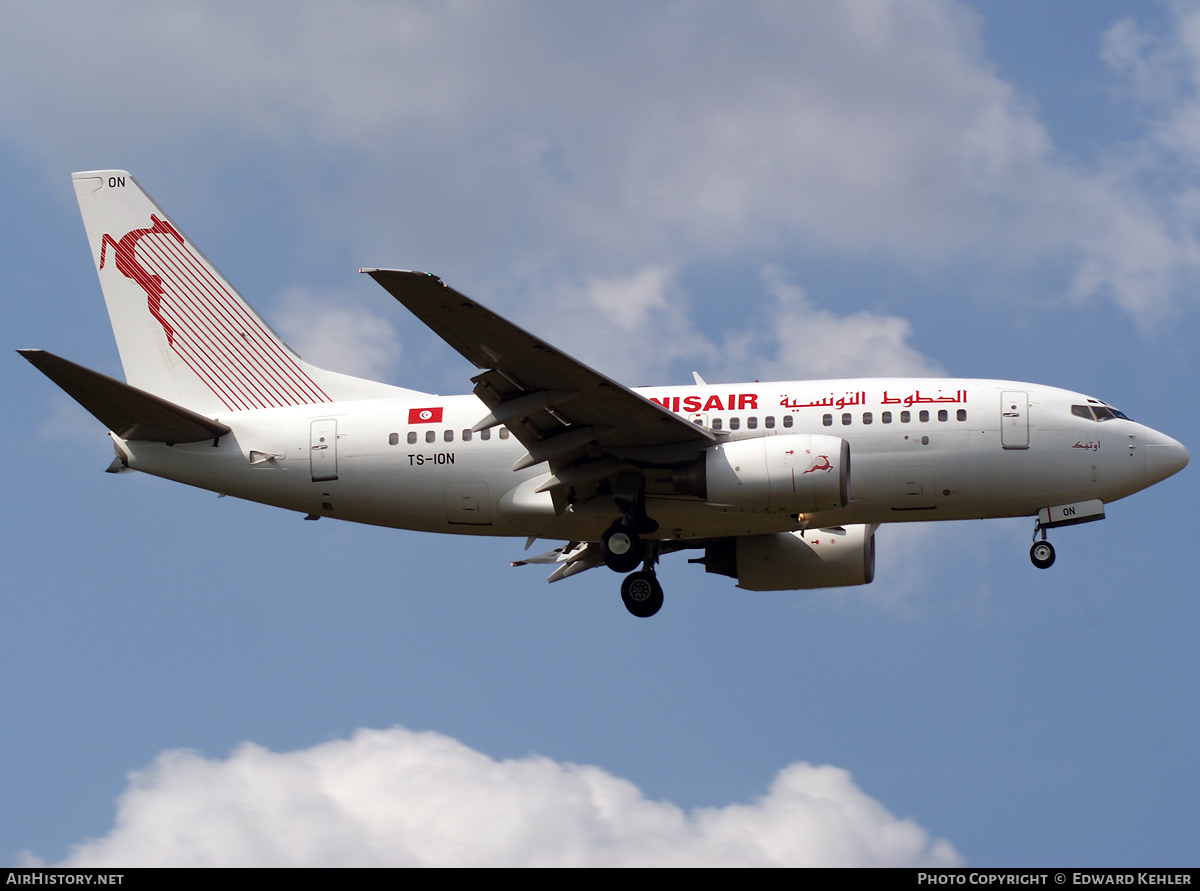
[19,349,231,443]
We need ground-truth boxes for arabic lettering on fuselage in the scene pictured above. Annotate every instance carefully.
[1072,440,1100,451]
[779,391,866,410]
[881,389,967,408]
[651,388,970,414]
[777,389,968,410]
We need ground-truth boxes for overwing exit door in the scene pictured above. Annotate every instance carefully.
[1001,391,1029,450]
[310,419,338,481]
[889,465,936,510]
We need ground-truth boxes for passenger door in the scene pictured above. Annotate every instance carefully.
[310,419,338,481]
[1000,391,1029,450]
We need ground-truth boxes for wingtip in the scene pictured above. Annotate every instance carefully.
[360,268,442,282]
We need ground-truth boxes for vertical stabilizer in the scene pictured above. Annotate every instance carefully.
[72,170,418,413]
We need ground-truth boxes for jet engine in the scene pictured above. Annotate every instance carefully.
[697,524,876,591]
[704,434,849,513]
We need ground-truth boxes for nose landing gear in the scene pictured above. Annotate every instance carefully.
[1030,522,1056,569]
[1030,540,1056,569]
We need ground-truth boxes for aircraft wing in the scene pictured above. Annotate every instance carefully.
[363,270,715,466]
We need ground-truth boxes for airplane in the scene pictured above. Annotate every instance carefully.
[19,170,1190,617]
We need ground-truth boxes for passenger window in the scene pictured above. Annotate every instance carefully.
[729,417,740,430]
[407,431,417,444]
[1072,405,1093,420]
[957,409,967,422]
[919,410,929,423]
[823,414,833,427]
[444,429,454,442]
[480,428,491,440]
[389,433,399,446]
[747,417,758,429]
[882,411,892,424]
[499,428,510,440]
[900,411,911,423]
[862,412,872,425]
[783,415,793,428]
[712,418,723,430]
[841,413,851,425]
[462,429,473,441]
[765,416,775,428]
[938,409,948,422]
[425,430,436,443]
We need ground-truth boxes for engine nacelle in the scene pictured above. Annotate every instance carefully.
[705,434,849,513]
[698,524,876,591]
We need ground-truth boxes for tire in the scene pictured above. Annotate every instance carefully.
[1030,541,1056,569]
[621,570,664,618]
[601,523,644,573]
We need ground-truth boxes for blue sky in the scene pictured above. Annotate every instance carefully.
[1,1,1196,866]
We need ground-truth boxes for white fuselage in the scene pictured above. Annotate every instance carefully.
[112,378,1187,542]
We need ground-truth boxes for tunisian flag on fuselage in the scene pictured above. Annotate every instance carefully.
[408,407,443,424]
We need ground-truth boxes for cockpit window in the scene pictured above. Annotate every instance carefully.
[1073,403,1132,422]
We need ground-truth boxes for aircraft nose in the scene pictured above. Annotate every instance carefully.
[1144,431,1189,485]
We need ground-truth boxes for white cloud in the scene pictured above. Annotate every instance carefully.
[1081,4,1200,323]
[514,264,938,387]
[40,726,961,867]
[521,267,718,385]
[4,2,1200,326]
[271,287,401,381]
[755,267,942,380]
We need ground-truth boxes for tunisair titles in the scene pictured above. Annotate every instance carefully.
[643,388,968,413]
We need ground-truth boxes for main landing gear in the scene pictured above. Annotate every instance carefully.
[602,481,665,616]
[621,570,664,618]
[601,519,664,618]
[1030,522,1056,569]
[601,521,644,573]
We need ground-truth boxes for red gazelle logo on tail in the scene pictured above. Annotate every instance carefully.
[97,216,330,411]
[100,214,182,346]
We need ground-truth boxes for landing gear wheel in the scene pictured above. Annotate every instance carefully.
[621,570,664,618]
[1030,541,1056,569]
[601,523,644,573]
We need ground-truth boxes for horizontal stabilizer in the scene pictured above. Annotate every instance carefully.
[18,349,231,443]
